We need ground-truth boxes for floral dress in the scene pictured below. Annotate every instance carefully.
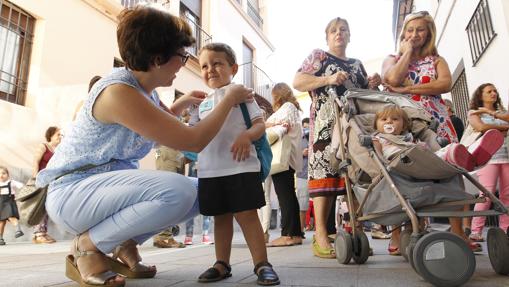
[298,49,368,197]
[400,55,458,143]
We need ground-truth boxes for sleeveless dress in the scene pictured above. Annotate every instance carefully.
[38,144,54,171]
[298,49,368,197]
[400,55,458,143]
[36,68,159,189]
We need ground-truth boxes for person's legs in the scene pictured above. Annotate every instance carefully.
[202,216,213,244]
[0,220,6,242]
[271,169,301,239]
[234,210,267,265]
[32,214,55,243]
[7,217,23,237]
[235,209,280,285]
[313,196,334,249]
[471,164,498,236]
[496,164,509,233]
[211,213,233,274]
[185,217,195,245]
[46,169,199,254]
[296,177,309,233]
[258,177,272,238]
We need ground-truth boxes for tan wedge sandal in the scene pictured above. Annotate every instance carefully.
[107,240,157,279]
[65,236,125,287]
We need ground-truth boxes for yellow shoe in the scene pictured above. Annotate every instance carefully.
[312,236,335,259]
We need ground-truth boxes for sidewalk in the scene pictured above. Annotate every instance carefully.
[0,229,508,287]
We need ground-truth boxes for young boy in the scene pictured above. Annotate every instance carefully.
[189,43,279,286]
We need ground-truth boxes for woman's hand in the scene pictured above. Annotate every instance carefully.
[181,91,207,106]
[224,84,254,106]
[328,71,349,86]
[470,107,493,116]
[399,38,415,55]
[231,132,252,161]
[368,73,382,90]
[383,83,410,94]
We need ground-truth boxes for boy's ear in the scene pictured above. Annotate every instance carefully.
[231,64,239,77]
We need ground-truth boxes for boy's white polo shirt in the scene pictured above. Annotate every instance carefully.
[189,86,263,178]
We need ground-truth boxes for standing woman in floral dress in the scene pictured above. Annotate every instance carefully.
[293,17,381,258]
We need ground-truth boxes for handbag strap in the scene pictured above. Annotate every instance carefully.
[53,159,115,182]
[239,103,253,129]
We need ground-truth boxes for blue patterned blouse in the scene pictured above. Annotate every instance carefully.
[36,68,159,189]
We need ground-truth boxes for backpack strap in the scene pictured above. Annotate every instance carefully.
[239,103,252,129]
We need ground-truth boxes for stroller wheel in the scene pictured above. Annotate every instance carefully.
[171,225,180,236]
[400,229,412,262]
[487,227,509,275]
[334,229,353,265]
[413,232,475,287]
[352,230,370,264]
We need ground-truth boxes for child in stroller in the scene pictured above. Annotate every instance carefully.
[332,89,509,286]
[371,105,503,254]
[372,105,503,172]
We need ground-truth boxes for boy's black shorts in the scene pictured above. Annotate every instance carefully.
[198,172,265,216]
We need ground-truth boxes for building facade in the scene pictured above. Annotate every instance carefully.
[0,0,274,175]
[392,0,509,123]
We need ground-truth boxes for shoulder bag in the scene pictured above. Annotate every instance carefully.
[239,103,273,182]
[16,161,113,226]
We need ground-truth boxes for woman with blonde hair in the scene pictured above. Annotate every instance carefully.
[265,82,304,247]
[381,11,479,254]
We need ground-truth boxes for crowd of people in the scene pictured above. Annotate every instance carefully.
[1,5,508,287]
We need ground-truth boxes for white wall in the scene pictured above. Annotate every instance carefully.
[432,0,509,106]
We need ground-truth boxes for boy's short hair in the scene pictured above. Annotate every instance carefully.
[302,117,310,125]
[117,6,195,71]
[373,105,411,132]
[199,43,237,65]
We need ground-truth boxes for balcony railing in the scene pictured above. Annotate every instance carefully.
[181,15,212,57]
[120,0,158,9]
[236,62,273,102]
[246,0,263,28]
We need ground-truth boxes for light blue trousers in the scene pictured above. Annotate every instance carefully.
[46,169,199,253]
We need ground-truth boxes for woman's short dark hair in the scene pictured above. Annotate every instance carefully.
[45,126,59,142]
[117,6,195,71]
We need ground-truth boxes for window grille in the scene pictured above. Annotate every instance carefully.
[450,70,469,124]
[180,3,211,57]
[0,0,34,105]
[466,0,496,66]
[120,0,157,9]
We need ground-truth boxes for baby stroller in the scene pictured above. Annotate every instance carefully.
[329,88,509,287]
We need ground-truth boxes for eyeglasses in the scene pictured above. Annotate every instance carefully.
[175,52,189,64]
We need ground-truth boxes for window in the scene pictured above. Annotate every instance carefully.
[450,70,469,124]
[0,0,34,105]
[180,0,210,56]
[120,0,157,9]
[393,0,413,49]
[242,42,253,89]
[246,0,263,28]
[466,0,496,66]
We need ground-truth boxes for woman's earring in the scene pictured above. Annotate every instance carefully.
[156,64,161,69]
